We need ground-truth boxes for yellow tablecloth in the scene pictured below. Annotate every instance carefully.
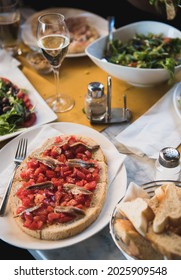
[20,55,177,122]
[1,51,181,149]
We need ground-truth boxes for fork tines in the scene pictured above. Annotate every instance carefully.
[15,138,28,161]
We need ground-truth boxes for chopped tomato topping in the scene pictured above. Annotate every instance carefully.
[16,137,103,230]
[163,37,172,44]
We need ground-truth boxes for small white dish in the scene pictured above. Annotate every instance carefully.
[26,51,52,74]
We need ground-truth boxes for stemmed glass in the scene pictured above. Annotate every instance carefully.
[36,13,74,113]
[0,0,21,55]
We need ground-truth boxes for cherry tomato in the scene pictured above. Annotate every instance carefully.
[21,112,37,128]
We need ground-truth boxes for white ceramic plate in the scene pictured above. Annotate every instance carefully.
[0,122,127,250]
[173,82,181,119]
[21,7,108,58]
[0,67,57,142]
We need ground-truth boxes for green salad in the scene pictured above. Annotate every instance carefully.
[0,77,36,136]
[104,33,181,84]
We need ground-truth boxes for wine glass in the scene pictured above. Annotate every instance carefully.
[36,13,74,113]
[0,0,21,55]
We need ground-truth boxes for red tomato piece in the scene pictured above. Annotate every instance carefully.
[48,212,60,223]
[21,112,37,128]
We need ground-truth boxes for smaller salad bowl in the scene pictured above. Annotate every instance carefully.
[85,21,181,87]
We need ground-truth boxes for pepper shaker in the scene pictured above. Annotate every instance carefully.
[155,147,181,181]
[84,82,107,121]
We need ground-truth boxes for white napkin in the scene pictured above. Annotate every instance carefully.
[0,49,21,72]
[121,182,149,203]
[115,83,181,159]
[0,124,126,197]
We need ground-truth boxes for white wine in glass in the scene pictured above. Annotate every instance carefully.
[37,13,74,113]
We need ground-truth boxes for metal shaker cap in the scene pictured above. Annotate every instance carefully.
[159,147,180,168]
[88,82,104,98]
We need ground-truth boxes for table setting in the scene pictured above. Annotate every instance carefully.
[0,2,181,260]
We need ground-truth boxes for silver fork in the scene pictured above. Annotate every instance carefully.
[105,16,115,59]
[0,138,28,215]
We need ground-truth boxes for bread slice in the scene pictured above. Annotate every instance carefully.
[147,225,181,260]
[114,218,163,260]
[10,134,108,240]
[119,197,154,236]
[154,184,168,201]
[148,184,171,215]
[152,183,181,233]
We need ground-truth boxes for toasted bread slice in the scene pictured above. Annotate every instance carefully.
[148,184,172,215]
[152,183,181,233]
[114,218,163,260]
[147,225,181,260]
[119,197,154,236]
[10,134,108,240]
[148,195,159,215]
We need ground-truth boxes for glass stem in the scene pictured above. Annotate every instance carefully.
[53,67,60,103]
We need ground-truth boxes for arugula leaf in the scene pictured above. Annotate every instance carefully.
[0,119,16,135]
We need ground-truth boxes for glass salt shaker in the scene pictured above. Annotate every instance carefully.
[155,147,181,181]
[84,82,107,121]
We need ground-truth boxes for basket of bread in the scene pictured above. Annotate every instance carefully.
[110,180,181,260]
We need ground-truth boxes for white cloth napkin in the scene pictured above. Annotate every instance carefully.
[115,83,181,159]
[0,49,21,72]
[121,182,149,203]
[0,124,126,197]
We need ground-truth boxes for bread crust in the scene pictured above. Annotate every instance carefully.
[152,183,181,233]
[10,134,108,240]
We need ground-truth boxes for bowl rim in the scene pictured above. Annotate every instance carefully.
[113,20,181,34]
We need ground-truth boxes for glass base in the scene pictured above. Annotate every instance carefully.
[46,94,75,113]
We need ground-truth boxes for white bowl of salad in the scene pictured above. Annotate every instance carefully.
[85,21,181,87]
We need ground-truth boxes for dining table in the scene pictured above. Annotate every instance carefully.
[0,40,181,260]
